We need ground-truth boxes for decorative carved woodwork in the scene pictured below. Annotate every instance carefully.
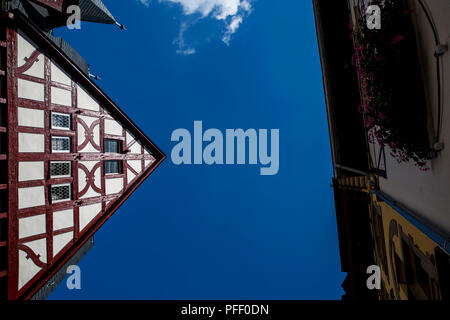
[3,12,165,300]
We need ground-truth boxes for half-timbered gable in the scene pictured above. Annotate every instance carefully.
[0,8,165,299]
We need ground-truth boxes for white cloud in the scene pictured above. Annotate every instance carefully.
[176,48,197,55]
[164,0,247,19]
[161,0,253,51]
[137,0,151,7]
[173,21,199,55]
[222,15,242,45]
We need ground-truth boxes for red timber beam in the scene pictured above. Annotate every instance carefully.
[2,11,166,300]
[6,14,19,300]
[21,154,166,300]
[10,12,165,162]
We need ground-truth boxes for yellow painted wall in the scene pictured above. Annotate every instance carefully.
[370,193,442,300]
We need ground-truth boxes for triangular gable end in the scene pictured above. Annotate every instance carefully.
[5,17,165,300]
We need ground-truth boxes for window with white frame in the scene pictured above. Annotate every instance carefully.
[52,136,71,153]
[51,183,71,203]
[51,112,71,130]
[50,161,71,178]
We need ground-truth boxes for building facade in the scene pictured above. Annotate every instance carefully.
[314,0,450,300]
[0,0,165,299]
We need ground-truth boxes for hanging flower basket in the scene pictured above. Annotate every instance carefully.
[350,0,432,169]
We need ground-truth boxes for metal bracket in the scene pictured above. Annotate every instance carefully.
[435,44,448,57]
[433,142,445,152]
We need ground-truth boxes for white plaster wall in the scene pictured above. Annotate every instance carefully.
[18,132,45,153]
[18,107,44,128]
[127,169,136,184]
[18,248,41,290]
[127,160,142,174]
[53,232,73,257]
[51,61,71,85]
[126,159,141,183]
[51,86,72,106]
[126,131,142,154]
[17,31,44,79]
[130,141,142,154]
[126,131,134,145]
[26,238,47,264]
[18,238,47,289]
[18,214,46,239]
[144,149,155,168]
[79,202,102,231]
[17,31,35,66]
[105,119,123,136]
[77,85,99,111]
[377,0,450,235]
[23,54,44,79]
[105,177,124,195]
[18,186,45,209]
[145,159,154,168]
[53,208,74,230]
[18,79,45,102]
[18,161,44,182]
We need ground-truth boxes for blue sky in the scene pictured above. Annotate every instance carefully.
[48,0,345,299]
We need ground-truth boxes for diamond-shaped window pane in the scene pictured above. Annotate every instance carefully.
[52,113,71,129]
[51,184,71,202]
[50,162,71,177]
[52,137,70,152]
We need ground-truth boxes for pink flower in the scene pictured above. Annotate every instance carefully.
[391,34,406,44]
[417,162,430,171]
[403,9,413,15]
[365,119,374,127]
